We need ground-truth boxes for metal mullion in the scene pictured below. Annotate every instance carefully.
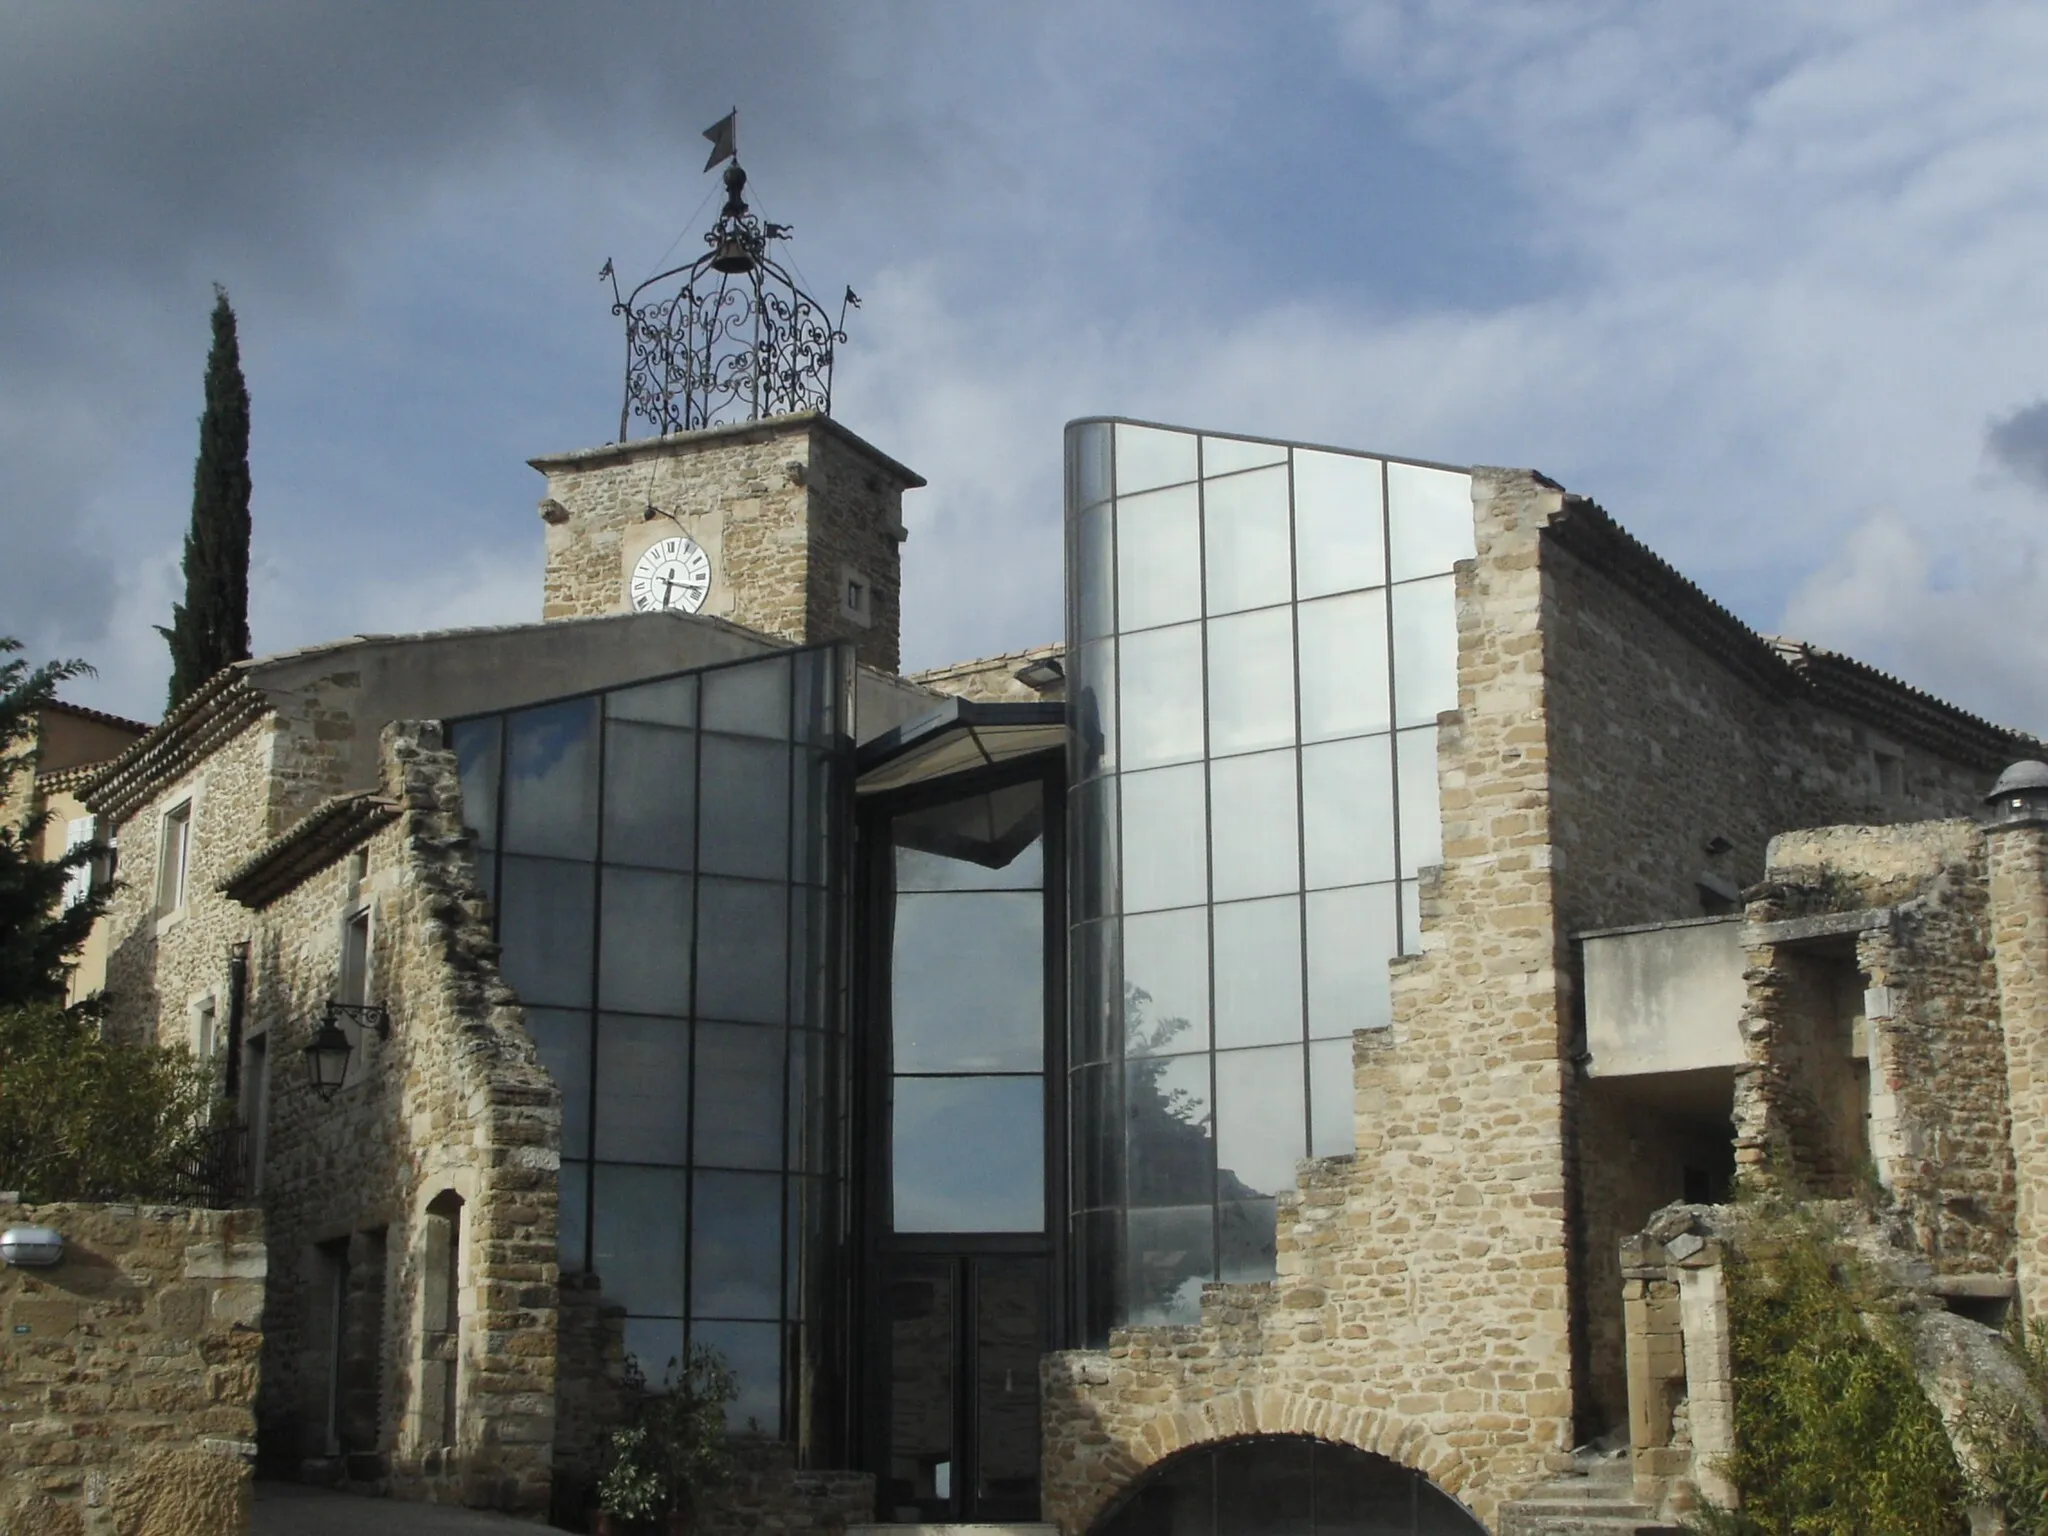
[776,651,801,1441]
[1102,425,1131,1336]
[1380,459,1408,954]
[1193,434,1223,1288]
[682,671,707,1354]
[1286,448,1313,1160]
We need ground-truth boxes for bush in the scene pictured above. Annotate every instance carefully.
[597,1345,740,1520]
[0,1003,215,1201]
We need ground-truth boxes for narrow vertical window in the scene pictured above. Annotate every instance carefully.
[156,800,193,915]
[340,909,371,1007]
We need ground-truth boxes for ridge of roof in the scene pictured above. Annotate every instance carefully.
[1768,637,2040,771]
[908,640,1064,683]
[219,790,401,910]
[80,664,269,824]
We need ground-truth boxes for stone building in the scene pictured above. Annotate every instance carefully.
[47,400,2048,1534]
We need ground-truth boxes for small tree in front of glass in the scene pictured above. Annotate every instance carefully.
[595,1346,739,1535]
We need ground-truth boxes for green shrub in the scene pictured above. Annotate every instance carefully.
[0,1003,214,1201]
[1968,1322,2048,1534]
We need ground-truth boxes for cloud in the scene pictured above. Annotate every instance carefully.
[1989,401,2048,496]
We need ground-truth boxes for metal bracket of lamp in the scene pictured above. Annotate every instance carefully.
[303,1001,391,1101]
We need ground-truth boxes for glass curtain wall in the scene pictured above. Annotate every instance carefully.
[1064,419,1472,1338]
[449,644,847,1438]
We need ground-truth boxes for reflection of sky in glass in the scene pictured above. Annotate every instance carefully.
[893,1077,1044,1232]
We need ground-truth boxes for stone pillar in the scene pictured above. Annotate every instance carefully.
[529,411,922,673]
[1989,812,2048,1324]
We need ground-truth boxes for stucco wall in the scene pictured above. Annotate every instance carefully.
[0,1200,263,1536]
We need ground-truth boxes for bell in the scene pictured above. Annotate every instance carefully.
[711,235,755,275]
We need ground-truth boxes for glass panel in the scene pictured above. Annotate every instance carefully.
[1397,727,1443,875]
[1391,577,1458,728]
[787,1029,829,1176]
[892,1076,1044,1232]
[1306,884,1399,1037]
[894,784,1044,890]
[1116,484,1203,632]
[1310,1036,1357,1159]
[1211,896,1304,1050]
[1387,462,1475,582]
[1294,449,1386,599]
[1400,880,1423,957]
[1071,918,1119,1068]
[1215,1044,1305,1200]
[591,1163,687,1317]
[696,877,789,1024]
[1072,420,1113,508]
[789,748,834,888]
[975,1259,1044,1512]
[1115,422,1198,495]
[621,1317,686,1387]
[1071,1061,1121,1210]
[698,735,791,880]
[1103,1440,1214,1536]
[1119,622,1205,771]
[892,892,1043,1073]
[1125,1205,1212,1326]
[1298,590,1390,742]
[792,886,832,1033]
[691,1317,781,1436]
[886,1259,954,1517]
[1126,1052,1212,1208]
[1206,606,1295,756]
[1301,736,1397,888]
[1119,765,1207,915]
[690,1170,782,1319]
[595,1014,691,1164]
[1208,749,1299,902]
[1123,907,1208,1058]
[607,673,698,728]
[701,653,792,738]
[451,717,502,848]
[525,1008,592,1160]
[503,698,599,859]
[603,721,696,872]
[1318,1445,1434,1536]
[1201,434,1287,475]
[694,1022,785,1171]
[1075,503,1115,643]
[791,647,838,746]
[599,866,693,1015]
[497,855,595,1008]
[1069,777,1117,924]
[1202,466,1292,617]
[1072,637,1117,779]
[1215,1439,1313,1536]
[1072,1208,1120,1348]
[558,1158,589,1271]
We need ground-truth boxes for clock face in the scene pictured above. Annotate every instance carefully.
[630,535,712,614]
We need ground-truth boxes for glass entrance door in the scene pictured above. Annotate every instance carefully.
[884,1253,1045,1522]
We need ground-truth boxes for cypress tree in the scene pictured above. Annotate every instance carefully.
[159,286,252,710]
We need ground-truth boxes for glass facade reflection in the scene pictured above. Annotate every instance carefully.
[450,645,847,1437]
[1065,419,1472,1336]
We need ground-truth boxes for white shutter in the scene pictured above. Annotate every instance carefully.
[61,816,95,910]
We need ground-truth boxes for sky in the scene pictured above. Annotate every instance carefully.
[6,1,2048,733]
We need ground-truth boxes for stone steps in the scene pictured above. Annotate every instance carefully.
[1497,1461,1682,1536]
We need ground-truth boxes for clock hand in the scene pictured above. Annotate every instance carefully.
[660,572,677,608]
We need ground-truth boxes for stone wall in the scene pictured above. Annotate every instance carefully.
[907,642,1065,705]
[1987,817,2048,1324]
[0,1200,264,1536]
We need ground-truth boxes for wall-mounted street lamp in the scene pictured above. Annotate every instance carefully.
[1,1226,64,1267]
[302,1001,391,1102]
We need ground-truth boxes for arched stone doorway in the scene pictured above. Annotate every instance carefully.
[1094,1435,1485,1536]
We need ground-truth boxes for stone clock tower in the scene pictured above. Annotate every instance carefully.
[537,152,923,671]
[530,411,921,673]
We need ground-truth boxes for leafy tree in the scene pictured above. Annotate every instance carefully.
[0,1003,212,1201]
[159,285,252,711]
[0,639,105,1007]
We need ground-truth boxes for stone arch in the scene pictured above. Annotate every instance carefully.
[1066,1386,1488,1535]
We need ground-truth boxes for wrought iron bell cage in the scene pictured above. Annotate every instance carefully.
[606,161,857,441]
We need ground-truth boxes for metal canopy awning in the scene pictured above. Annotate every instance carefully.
[855,698,1067,795]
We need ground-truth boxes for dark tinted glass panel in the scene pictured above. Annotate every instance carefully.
[1314,1442,1423,1536]
[787,1029,830,1175]
[976,1260,1044,1511]
[691,1317,781,1434]
[591,1163,687,1316]
[1211,897,1303,1050]
[1215,1438,1312,1536]
[694,1022,786,1171]
[1093,1441,1486,1536]
[622,1316,686,1383]
[701,654,792,739]
[790,749,835,887]
[1104,1445,1211,1536]
[1123,907,1208,1058]
[886,1259,954,1517]
[691,1170,783,1318]
[497,856,595,1008]
[558,1158,589,1271]
[696,877,789,1024]
[892,892,1043,1073]
[1070,918,1119,1067]
[894,784,1044,891]
[503,698,599,859]
[893,1076,1044,1233]
[1126,1053,1212,1208]
[599,867,693,1015]
[1120,765,1206,915]
[1072,1208,1121,1348]
[607,673,697,728]
[525,1007,592,1159]
[790,886,832,1032]
[699,735,791,880]
[791,648,838,745]
[1070,777,1118,923]
[1218,1196,1278,1285]
[451,717,502,847]
[1125,1204,1212,1325]
[1309,1036,1357,1159]
[1214,1044,1304,1201]
[594,1014,690,1164]
[1076,503,1116,642]
[602,721,696,871]
[1071,1062,1121,1210]
[1072,636,1118,778]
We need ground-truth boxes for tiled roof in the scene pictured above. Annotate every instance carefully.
[218,791,401,909]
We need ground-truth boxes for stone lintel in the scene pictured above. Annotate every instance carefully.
[528,410,927,490]
[1748,906,1894,946]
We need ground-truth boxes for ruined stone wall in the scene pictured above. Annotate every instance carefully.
[1042,469,1580,1533]
[1985,820,2048,1322]
[908,643,1066,705]
[0,1200,264,1536]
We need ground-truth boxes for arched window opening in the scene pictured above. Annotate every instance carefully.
[1093,1436,1484,1536]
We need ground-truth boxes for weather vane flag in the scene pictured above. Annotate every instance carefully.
[601,110,857,440]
